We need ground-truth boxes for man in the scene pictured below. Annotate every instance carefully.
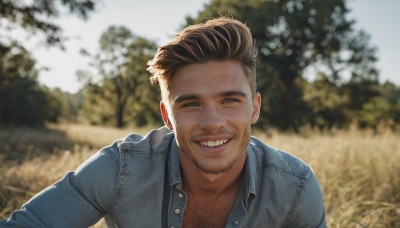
[1,17,326,227]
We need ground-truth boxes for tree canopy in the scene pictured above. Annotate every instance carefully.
[78,26,161,128]
[185,0,391,131]
[0,0,97,126]
[75,0,399,131]
[0,0,96,47]
[0,42,62,125]
[2,0,399,131]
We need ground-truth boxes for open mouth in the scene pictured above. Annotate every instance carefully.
[199,139,229,148]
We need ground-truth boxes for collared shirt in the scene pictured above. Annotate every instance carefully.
[1,127,326,227]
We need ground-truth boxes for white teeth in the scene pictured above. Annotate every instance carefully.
[200,139,228,147]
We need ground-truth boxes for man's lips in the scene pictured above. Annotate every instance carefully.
[193,135,233,154]
[199,139,228,147]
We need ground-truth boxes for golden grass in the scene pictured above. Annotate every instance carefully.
[262,128,400,227]
[49,123,151,148]
[1,124,399,227]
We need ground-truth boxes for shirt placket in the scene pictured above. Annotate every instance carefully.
[225,189,247,228]
[169,183,187,228]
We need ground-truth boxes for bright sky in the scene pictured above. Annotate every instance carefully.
[27,0,399,93]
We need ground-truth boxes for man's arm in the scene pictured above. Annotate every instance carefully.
[284,168,327,228]
[0,143,121,227]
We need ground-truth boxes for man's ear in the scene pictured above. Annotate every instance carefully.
[251,92,261,124]
[160,101,173,130]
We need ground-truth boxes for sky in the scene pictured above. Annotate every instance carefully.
[24,0,400,93]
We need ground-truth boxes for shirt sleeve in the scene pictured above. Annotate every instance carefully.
[0,142,122,228]
[285,168,327,228]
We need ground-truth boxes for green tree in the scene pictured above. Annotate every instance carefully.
[124,37,162,127]
[79,26,159,128]
[0,0,98,126]
[342,78,380,128]
[0,42,62,125]
[359,97,391,130]
[356,81,400,131]
[58,89,84,122]
[186,0,379,131]
[79,82,114,125]
[304,74,349,130]
[381,81,400,128]
[0,0,96,47]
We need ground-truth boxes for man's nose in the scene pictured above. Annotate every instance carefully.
[199,105,226,131]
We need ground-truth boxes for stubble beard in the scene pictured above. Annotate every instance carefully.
[191,154,237,175]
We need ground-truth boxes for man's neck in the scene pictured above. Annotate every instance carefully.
[179,152,245,197]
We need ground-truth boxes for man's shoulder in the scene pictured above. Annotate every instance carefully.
[248,136,311,179]
[114,126,174,154]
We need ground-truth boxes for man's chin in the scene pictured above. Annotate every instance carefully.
[193,160,236,175]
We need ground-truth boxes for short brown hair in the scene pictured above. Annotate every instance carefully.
[147,17,257,101]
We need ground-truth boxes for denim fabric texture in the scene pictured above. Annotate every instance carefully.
[1,127,326,227]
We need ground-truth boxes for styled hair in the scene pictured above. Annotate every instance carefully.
[147,17,257,101]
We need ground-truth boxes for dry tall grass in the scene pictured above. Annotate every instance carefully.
[263,128,400,227]
[1,124,399,227]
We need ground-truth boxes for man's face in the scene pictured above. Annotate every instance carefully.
[161,60,261,174]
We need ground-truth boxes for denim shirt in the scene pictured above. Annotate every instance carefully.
[1,127,326,227]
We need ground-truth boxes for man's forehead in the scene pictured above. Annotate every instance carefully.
[163,60,252,99]
[177,73,239,84]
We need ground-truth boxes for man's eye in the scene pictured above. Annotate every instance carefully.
[223,98,240,104]
[181,102,200,108]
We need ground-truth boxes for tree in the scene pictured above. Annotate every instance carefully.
[303,74,349,130]
[0,0,96,47]
[383,82,400,130]
[124,37,162,127]
[79,26,160,128]
[355,81,400,131]
[58,89,84,122]
[0,0,98,126]
[186,0,379,131]
[0,42,62,125]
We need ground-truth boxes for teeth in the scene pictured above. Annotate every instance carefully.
[200,139,228,147]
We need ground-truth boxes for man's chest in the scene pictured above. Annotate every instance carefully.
[182,202,232,228]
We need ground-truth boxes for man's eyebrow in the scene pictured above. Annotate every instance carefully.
[174,94,199,103]
[219,90,248,98]
[173,90,248,103]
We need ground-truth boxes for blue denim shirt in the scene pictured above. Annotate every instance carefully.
[1,127,326,227]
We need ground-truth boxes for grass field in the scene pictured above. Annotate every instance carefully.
[1,124,399,227]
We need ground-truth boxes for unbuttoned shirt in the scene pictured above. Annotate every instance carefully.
[1,127,326,227]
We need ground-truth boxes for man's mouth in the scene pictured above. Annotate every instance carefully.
[199,139,228,147]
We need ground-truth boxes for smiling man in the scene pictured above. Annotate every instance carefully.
[1,17,326,227]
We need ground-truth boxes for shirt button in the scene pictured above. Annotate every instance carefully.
[178,193,183,198]
[175,208,180,214]
[234,220,239,225]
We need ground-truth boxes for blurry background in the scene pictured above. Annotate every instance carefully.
[1,0,399,130]
[1,0,399,226]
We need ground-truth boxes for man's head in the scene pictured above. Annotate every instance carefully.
[147,17,257,103]
[147,17,261,175]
